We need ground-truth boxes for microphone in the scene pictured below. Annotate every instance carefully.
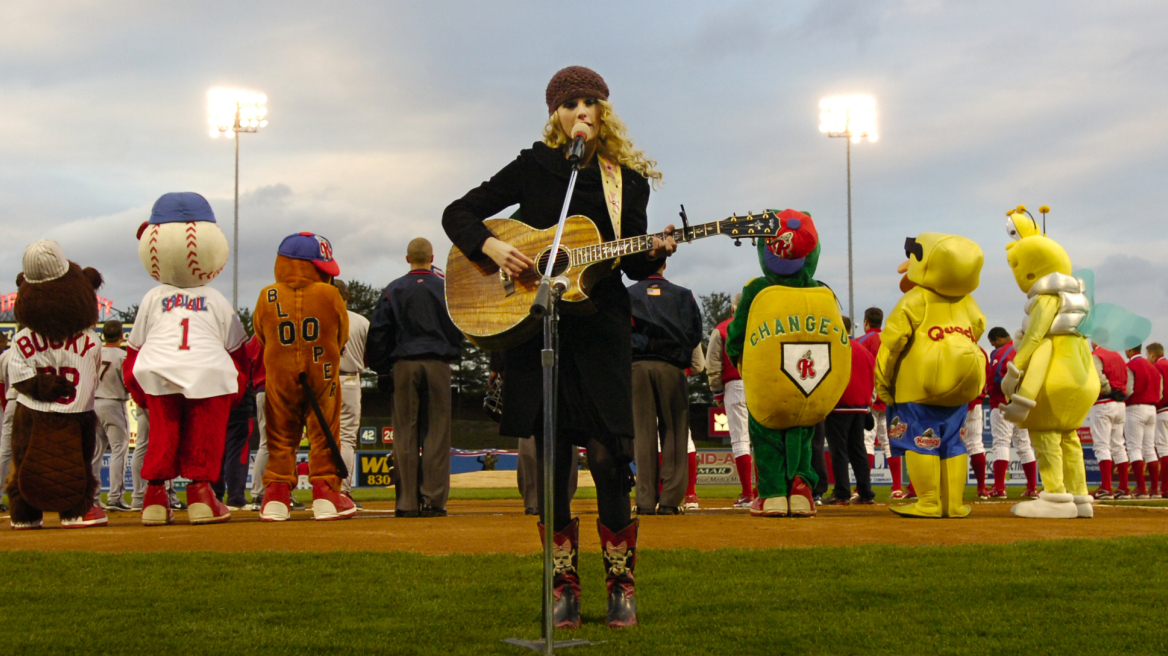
[567,122,591,164]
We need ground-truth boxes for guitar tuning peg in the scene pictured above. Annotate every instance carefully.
[734,239,742,247]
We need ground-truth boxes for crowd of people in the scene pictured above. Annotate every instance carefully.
[2,64,1162,633]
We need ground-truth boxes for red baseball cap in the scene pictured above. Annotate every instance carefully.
[763,209,817,275]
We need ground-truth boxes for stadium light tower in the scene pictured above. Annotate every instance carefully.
[208,88,268,310]
[819,95,877,335]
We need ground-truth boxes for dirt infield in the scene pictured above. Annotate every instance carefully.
[3,499,1166,554]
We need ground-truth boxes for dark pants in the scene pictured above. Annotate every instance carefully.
[825,412,874,502]
[631,360,689,511]
[812,421,829,497]
[537,434,631,532]
[393,359,452,512]
[518,436,578,511]
[215,391,255,507]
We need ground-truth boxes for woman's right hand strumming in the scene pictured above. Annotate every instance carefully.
[482,237,535,278]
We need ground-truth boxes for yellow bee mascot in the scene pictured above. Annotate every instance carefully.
[876,233,986,518]
[1000,206,1100,519]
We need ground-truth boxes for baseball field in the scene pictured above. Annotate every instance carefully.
[3,487,1167,655]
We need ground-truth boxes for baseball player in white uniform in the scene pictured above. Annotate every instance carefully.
[92,321,132,511]
[334,280,369,501]
[0,337,13,512]
[705,295,754,508]
[1090,342,1133,499]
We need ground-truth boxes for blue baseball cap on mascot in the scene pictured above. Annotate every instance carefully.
[278,232,340,276]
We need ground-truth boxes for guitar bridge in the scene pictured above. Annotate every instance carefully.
[500,270,516,297]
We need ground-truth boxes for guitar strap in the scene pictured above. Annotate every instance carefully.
[598,154,622,266]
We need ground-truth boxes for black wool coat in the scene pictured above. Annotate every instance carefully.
[442,142,661,456]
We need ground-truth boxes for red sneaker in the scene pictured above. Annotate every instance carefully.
[186,482,231,525]
[905,484,918,500]
[789,477,816,517]
[311,480,357,521]
[142,483,174,526]
[976,486,990,500]
[989,487,1008,499]
[1092,487,1113,500]
[889,489,907,500]
[683,493,700,511]
[749,495,788,517]
[61,505,108,529]
[1022,488,1041,500]
[1113,488,1132,500]
[261,482,292,522]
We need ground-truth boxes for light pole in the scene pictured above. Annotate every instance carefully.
[209,88,268,310]
[819,95,877,335]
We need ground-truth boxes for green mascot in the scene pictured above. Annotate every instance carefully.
[726,209,850,517]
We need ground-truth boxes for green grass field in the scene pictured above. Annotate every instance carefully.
[3,535,1167,655]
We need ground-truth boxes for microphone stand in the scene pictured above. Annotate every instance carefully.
[505,140,598,655]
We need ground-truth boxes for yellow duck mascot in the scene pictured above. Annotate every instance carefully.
[1000,206,1100,519]
[876,233,986,518]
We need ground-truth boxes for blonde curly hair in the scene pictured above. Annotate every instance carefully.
[542,99,662,188]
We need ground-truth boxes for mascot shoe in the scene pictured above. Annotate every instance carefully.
[789,477,817,518]
[891,452,943,518]
[61,505,108,529]
[1011,491,1078,519]
[311,480,357,521]
[186,482,232,525]
[749,496,789,517]
[11,520,43,530]
[1074,495,1094,519]
[142,483,174,526]
[261,482,292,522]
[941,455,972,518]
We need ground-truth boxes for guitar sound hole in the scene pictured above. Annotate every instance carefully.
[535,247,571,278]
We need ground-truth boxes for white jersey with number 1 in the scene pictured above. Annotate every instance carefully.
[7,327,102,413]
[128,284,247,399]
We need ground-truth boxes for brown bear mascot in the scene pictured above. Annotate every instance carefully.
[253,232,354,521]
[7,240,107,529]
[125,192,248,526]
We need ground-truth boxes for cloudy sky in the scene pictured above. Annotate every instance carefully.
[2,1,1166,342]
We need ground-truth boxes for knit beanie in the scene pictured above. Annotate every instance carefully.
[545,66,609,115]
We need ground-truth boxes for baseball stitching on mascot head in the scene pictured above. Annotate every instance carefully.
[136,192,229,288]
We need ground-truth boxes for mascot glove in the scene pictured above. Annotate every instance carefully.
[864,412,876,431]
[1001,394,1036,424]
[1001,361,1023,400]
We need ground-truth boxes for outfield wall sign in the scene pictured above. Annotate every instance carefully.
[359,427,377,444]
[708,407,729,438]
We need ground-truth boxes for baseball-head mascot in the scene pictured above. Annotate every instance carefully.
[726,209,850,518]
[1000,206,1100,518]
[252,232,353,522]
[124,192,249,526]
[876,233,986,518]
[7,240,106,529]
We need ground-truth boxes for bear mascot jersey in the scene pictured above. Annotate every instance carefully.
[252,232,354,522]
[125,192,248,526]
[999,206,1100,519]
[6,240,107,530]
[876,233,986,519]
[726,210,849,518]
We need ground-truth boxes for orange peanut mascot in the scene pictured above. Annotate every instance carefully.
[253,232,353,521]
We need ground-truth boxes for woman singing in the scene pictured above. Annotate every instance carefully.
[442,66,676,629]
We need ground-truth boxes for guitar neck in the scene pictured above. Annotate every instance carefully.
[572,220,723,266]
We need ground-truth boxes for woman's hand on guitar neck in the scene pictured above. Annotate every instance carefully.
[647,224,678,260]
[482,237,535,278]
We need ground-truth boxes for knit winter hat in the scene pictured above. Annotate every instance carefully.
[22,239,69,283]
[545,66,609,114]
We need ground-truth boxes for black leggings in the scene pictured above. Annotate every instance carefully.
[535,436,632,532]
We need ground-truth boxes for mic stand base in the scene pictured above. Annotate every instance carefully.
[503,638,602,653]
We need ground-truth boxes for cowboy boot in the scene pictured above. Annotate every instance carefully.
[599,518,638,628]
[538,518,581,629]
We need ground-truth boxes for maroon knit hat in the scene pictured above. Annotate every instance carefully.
[545,66,609,115]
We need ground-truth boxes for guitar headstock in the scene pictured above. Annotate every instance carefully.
[718,210,781,238]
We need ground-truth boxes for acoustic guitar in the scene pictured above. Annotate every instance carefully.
[445,210,782,350]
